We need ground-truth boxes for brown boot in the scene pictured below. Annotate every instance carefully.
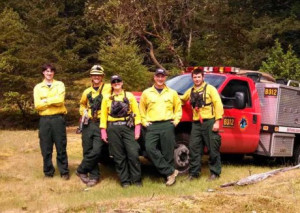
[206,173,219,181]
[166,169,179,186]
[86,179,99,187]
[61,173,70,180]
[76,171,89,184]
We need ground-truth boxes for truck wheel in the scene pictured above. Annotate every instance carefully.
[292,142,300,165]
[174,143,189,174]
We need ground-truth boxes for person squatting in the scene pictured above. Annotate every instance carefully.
[34,64,223,187]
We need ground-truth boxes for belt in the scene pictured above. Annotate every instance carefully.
[193,118,213,123]
[89,118,100,123]
[108,121,127,126]
[151,119,172,123]
[40,114,64,118]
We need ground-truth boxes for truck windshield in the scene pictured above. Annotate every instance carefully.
[166,74,225,95]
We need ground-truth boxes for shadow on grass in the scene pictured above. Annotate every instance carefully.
[221,154,293,167]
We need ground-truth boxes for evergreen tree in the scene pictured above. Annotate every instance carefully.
[260,39,300,81]
[0,8,27,74]
[99,25,151,91]
[0,7,33,116]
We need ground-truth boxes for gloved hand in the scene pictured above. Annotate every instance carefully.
[101,128,108,143]
[134,124,141,140]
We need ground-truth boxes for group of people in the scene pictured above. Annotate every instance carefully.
[33,63,224,188]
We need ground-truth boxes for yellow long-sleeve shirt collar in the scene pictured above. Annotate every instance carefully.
[100,90,141,129]
[139,85,182,126]
[33,79,67,116]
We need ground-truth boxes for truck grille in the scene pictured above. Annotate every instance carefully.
[256,83,300,128]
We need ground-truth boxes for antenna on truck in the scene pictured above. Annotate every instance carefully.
[276,79,300,88]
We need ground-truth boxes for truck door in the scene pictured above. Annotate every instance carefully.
[219,79,260,153]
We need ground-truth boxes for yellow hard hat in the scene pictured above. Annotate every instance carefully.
[90,65,104,75]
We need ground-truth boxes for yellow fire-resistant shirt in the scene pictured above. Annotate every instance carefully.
[100,90,141,129]
[33,79,67,116]
[181,82,224,121]
[79,83,111,119]
[139,85,182,126]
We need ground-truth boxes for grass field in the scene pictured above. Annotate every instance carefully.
[0,127,299,212]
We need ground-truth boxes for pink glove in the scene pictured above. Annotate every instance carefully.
[134,124,141,140]
[101,128,108,143]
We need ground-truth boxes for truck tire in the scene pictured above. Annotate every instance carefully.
[174,133,190,174]
[292,142,300,165]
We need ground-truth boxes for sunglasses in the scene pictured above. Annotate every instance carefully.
[111,80,122,84]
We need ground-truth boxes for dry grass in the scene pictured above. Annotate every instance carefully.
[0,128,299,212]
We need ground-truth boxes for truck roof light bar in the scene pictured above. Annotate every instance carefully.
[184,66,240,74]
[203,67,213,72]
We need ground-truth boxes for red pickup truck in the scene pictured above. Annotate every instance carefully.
[135,67,300,173]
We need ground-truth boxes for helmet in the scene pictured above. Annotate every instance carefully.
[90,65,104,75]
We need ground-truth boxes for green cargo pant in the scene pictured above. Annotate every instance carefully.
[77,120,104,180]
[39,114,69,176]
[107,124,141,185]
[145,121,175,177]
[189,119,221,177]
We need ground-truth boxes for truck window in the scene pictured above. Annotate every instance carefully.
[166,74,225,95]
[221,80,252,108]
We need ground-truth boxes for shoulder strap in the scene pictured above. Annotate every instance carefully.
[191,87,194,93]
[203,84,207,103]
[99,83,104,95]
[123,90,130,121]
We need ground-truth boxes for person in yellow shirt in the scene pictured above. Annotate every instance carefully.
[139,68,182,186]
[181,68,224,181]
[33,63,69,180]
[100,75,142,187]
[76,65,111,187]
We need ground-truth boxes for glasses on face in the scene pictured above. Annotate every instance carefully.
[112,80,122,84]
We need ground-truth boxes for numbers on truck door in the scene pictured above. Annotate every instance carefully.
[223,117,235,128]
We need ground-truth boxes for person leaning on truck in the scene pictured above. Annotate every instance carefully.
[139,68,182,186]
[76,65,111,187]
[33,63,69,180]
[181,68,224,181]
[100,75,142,188]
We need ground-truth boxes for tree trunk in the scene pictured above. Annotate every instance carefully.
[16,100,27,119]
[188,30,192,57]
[141,35,165,70]
[168,45,184,69]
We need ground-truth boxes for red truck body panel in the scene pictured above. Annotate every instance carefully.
[135,72,262,155]
[176,73,262,154]
[219,75,261,153]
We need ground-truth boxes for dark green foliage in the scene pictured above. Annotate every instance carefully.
[0,0,300,129]
[0,8,27,74]
[260,39,300,81]
[99,25,151,91]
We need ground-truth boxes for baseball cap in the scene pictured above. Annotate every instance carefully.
[111,75,122,83]
[155,68,167,76]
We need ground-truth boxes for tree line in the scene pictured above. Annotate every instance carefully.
[0,0,299,128]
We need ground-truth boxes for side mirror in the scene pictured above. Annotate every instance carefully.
[221,92,246,109]
[234,92,246,109]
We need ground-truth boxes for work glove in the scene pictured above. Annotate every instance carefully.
[134,124,141,140]
[101,128,108,143]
